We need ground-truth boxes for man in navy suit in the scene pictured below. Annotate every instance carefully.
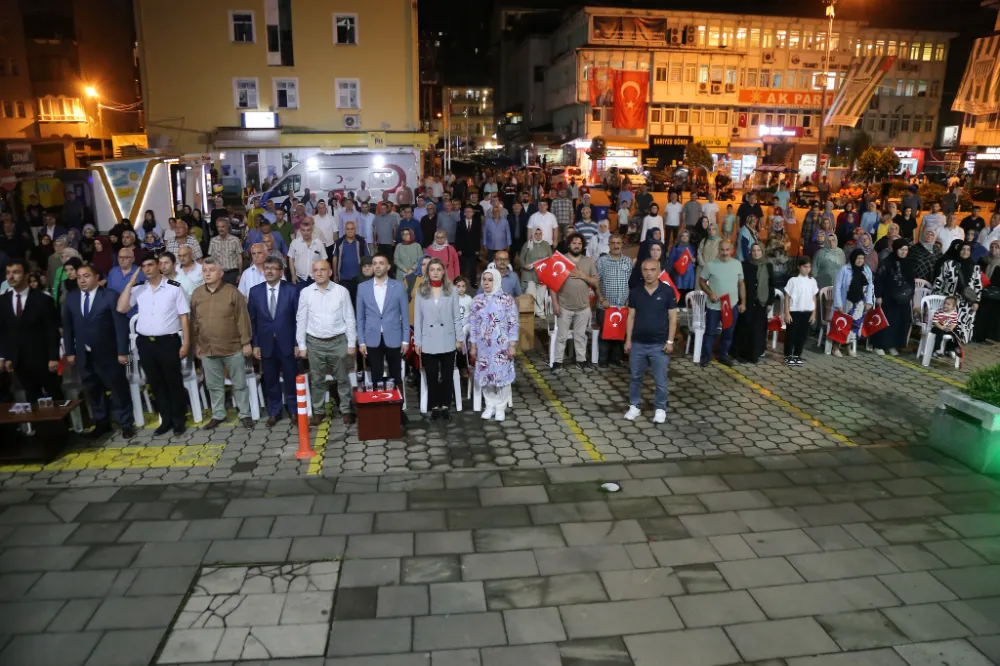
[0,259,62,404]
[62,263,136,438]
[249,257,300,427]
[355,253,409,394]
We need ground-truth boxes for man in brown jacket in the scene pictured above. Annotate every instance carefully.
[190,257,254,429]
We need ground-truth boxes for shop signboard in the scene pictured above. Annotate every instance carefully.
[975,147,1000,161]
[693,136,729,149]
[738,89,835,108]
[649,135,693,147]
[4,142,35,174]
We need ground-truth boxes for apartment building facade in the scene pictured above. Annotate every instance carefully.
[541,7,955,183]
[955,5,1000,188]
[134,0,429,193]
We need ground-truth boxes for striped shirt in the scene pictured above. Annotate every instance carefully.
[596,254,634,307]
[932,309,958,329]
[208,234,242,271]
[165,235,203,261]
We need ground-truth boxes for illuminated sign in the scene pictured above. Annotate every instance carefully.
[759,125,803,137]
[738,89,835,108]
[694,136,729,149]
[976,147,1000,161]
[649,135,692,147]
[242,112,279,129]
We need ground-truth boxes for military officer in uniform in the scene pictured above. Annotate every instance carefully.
[116,256,191,436]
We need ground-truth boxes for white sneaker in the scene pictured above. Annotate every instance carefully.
[889,348,899,356]
[481,406,495,420]
[624,406,641,421]
[875,349,885,356]
[494,410,506,422]
[832,348,843,358]
[848,346,857,357]
[653,409,667,424]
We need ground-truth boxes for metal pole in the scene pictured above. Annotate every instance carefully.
[817,0,835,176]
[98,103,107,160]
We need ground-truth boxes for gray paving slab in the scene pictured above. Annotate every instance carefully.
[725,617,840,661]
[624,627,742,666]
[559,598,683,639]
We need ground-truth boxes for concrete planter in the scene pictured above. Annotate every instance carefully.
[929,388,1000,474]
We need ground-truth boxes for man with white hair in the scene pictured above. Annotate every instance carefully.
[238,243,271,298]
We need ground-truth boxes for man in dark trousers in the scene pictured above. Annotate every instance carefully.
[62,263,136,438]
[248,257,300,427]
[0,259,62,403]
[454,203,483,287]
[117,256,191,437]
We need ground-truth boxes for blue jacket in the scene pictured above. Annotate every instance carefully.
[356,278,410,349]
[248,280,299,358]
[667,245,698,291]
[62,287,130,365]
[833,264,875,311]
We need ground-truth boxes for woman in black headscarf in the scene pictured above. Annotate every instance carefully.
[636,227,664,265]
[974,240,1000,342]
[732,241,775,364]
[629,240,665,289]
[832,247,875,357]
[872,238,915,356]
[933,239,982,344]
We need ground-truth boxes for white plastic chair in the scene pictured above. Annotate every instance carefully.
[917,294,946,364]
[308,358,407,416]
[909,279,932,346]
[685,290,707,364]
[769,289,786,349]
[177,330,204,424]
[127,316,150,427]
[222,356,261,421]
[547,297,559,368]
[815,286,834,349]
[419,367,464,413]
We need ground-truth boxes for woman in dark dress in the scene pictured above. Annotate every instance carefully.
[973,240,1000,342]
[733,242,775,363]
[872,238,915,356]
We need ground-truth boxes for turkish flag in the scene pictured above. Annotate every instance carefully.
[768,315,784,332]
[720,294,734,329]
[601,307,628,341]
[533,251,573,292]
[827,311,854,344]
[658,270,680,301]
[983,273,992,288]
[673,249,692,275]
[612,70,648,130]
[738,112,748,128]
[861,306,890,338]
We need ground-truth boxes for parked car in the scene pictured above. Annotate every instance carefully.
[548,165,583,188]
[614,167,646,189]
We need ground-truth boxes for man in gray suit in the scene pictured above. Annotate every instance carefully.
[355,254,410,394]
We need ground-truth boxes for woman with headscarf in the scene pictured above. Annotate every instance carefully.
[90,237,114,280]
[810,230,827,259]
[141,229,164,256]
[872,238,915,356]
[973,240,1000,342]
[469,267,518,421]
[908,228,941,284]
[689,215,711,248]
[801,203,821,255]
[52,250,82,304]
[765,221,792,291]
[395,228,423,290]
[873,222,900,259]
[668,228,698,300]
[65,227,82,251]
[414,258,464,421]
[637,227,663,265]
[58,256,82,305]
[858,232,879,273]
[832,248,874,357]
[836,202,859,248]
[358,255,375,283]
[408,254,432,324]
[814,232,847,290]
[629,240,665,289]
[519,226,553,317]
[967,228,988,262]
[733,242,775,364]
[79,224,98,262]
[425,229,461,281]
[698,221,721,268]
[108,219,129,255]
[737,215,760,262]
[820,201,837,233]
[587,220,612,259]
[933,239,982,344]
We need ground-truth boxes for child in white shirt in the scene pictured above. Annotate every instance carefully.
[783,257,819,366]
[454,276,474,377]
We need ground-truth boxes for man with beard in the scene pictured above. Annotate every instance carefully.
[551,233,599,373]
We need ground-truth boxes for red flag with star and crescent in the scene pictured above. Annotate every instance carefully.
[658,270,680,301]
[612,70,649,130]
[720,294,734,329]
[533,251,573,292]
[673,248,693,276]
[601,306,628,341]
[861,306,889,338]
[827,311,854,344]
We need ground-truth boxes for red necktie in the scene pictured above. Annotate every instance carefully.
[15,293,22,317]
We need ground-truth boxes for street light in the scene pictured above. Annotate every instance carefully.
[817,0,836,176]
[84,86,106,159]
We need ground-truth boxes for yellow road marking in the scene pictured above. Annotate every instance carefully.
[518,352,604,462]
[883,354,966,388]
[714,362,858,446]
[0,444,225,473]
[307,418,330,476]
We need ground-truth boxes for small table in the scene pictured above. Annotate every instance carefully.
[0,400,84,463]
[354,389,404,441]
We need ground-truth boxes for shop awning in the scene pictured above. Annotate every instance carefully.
[730,139,763,149]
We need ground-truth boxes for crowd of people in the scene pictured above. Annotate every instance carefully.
[0,166,997,434]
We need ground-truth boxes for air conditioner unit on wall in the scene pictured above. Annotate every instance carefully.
[698,82,709,94]
[344,114,361,129]
[731,126,740,136]
[711,83,722,95]
[669,27,681,44]
[762,51,775,63]
[684,25,695,44]
[725,83,736,93]
[804,128,814,137]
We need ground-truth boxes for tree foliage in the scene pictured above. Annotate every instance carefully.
[684,142,714,171]
[856,147,901,181]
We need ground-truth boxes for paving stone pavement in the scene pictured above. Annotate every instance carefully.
[0,445,998,665]
[0,338,991,488]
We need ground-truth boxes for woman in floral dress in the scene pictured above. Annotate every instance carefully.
[469,267,519,421]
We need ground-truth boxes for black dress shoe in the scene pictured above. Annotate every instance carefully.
[85,422,111,439]
[266,416,278,427]
[173,426,186,436]
[440,408,451,421]
[120,426,137,439]
[153,423,173,436]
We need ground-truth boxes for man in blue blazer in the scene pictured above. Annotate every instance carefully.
[249,257,300,427]
[62,263,135,438]
[355,253,409,393]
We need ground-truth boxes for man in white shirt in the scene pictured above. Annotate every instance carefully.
[663,192,683,248]
[358,201,375,242]
[701,193,720,226]
[287,219,328,289]
[355,181,372,204]
[527,200,560,246]
[979,212,1000,250]
[919,203,946,239]
[238,244,270,299]
[295,259,357,425]
[159,252,194,300]
[177,245,205,294]
[336,198,364,240]
[312,200,338,248]
[935,215,965,249]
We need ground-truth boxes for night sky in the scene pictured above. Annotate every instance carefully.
[419,0,996,124]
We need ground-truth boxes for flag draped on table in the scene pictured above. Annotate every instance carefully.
[952,36,1000,115]
[824,56,896,127]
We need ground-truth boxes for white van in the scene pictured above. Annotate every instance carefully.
[253,150,420,207]
[548,165,583,187]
